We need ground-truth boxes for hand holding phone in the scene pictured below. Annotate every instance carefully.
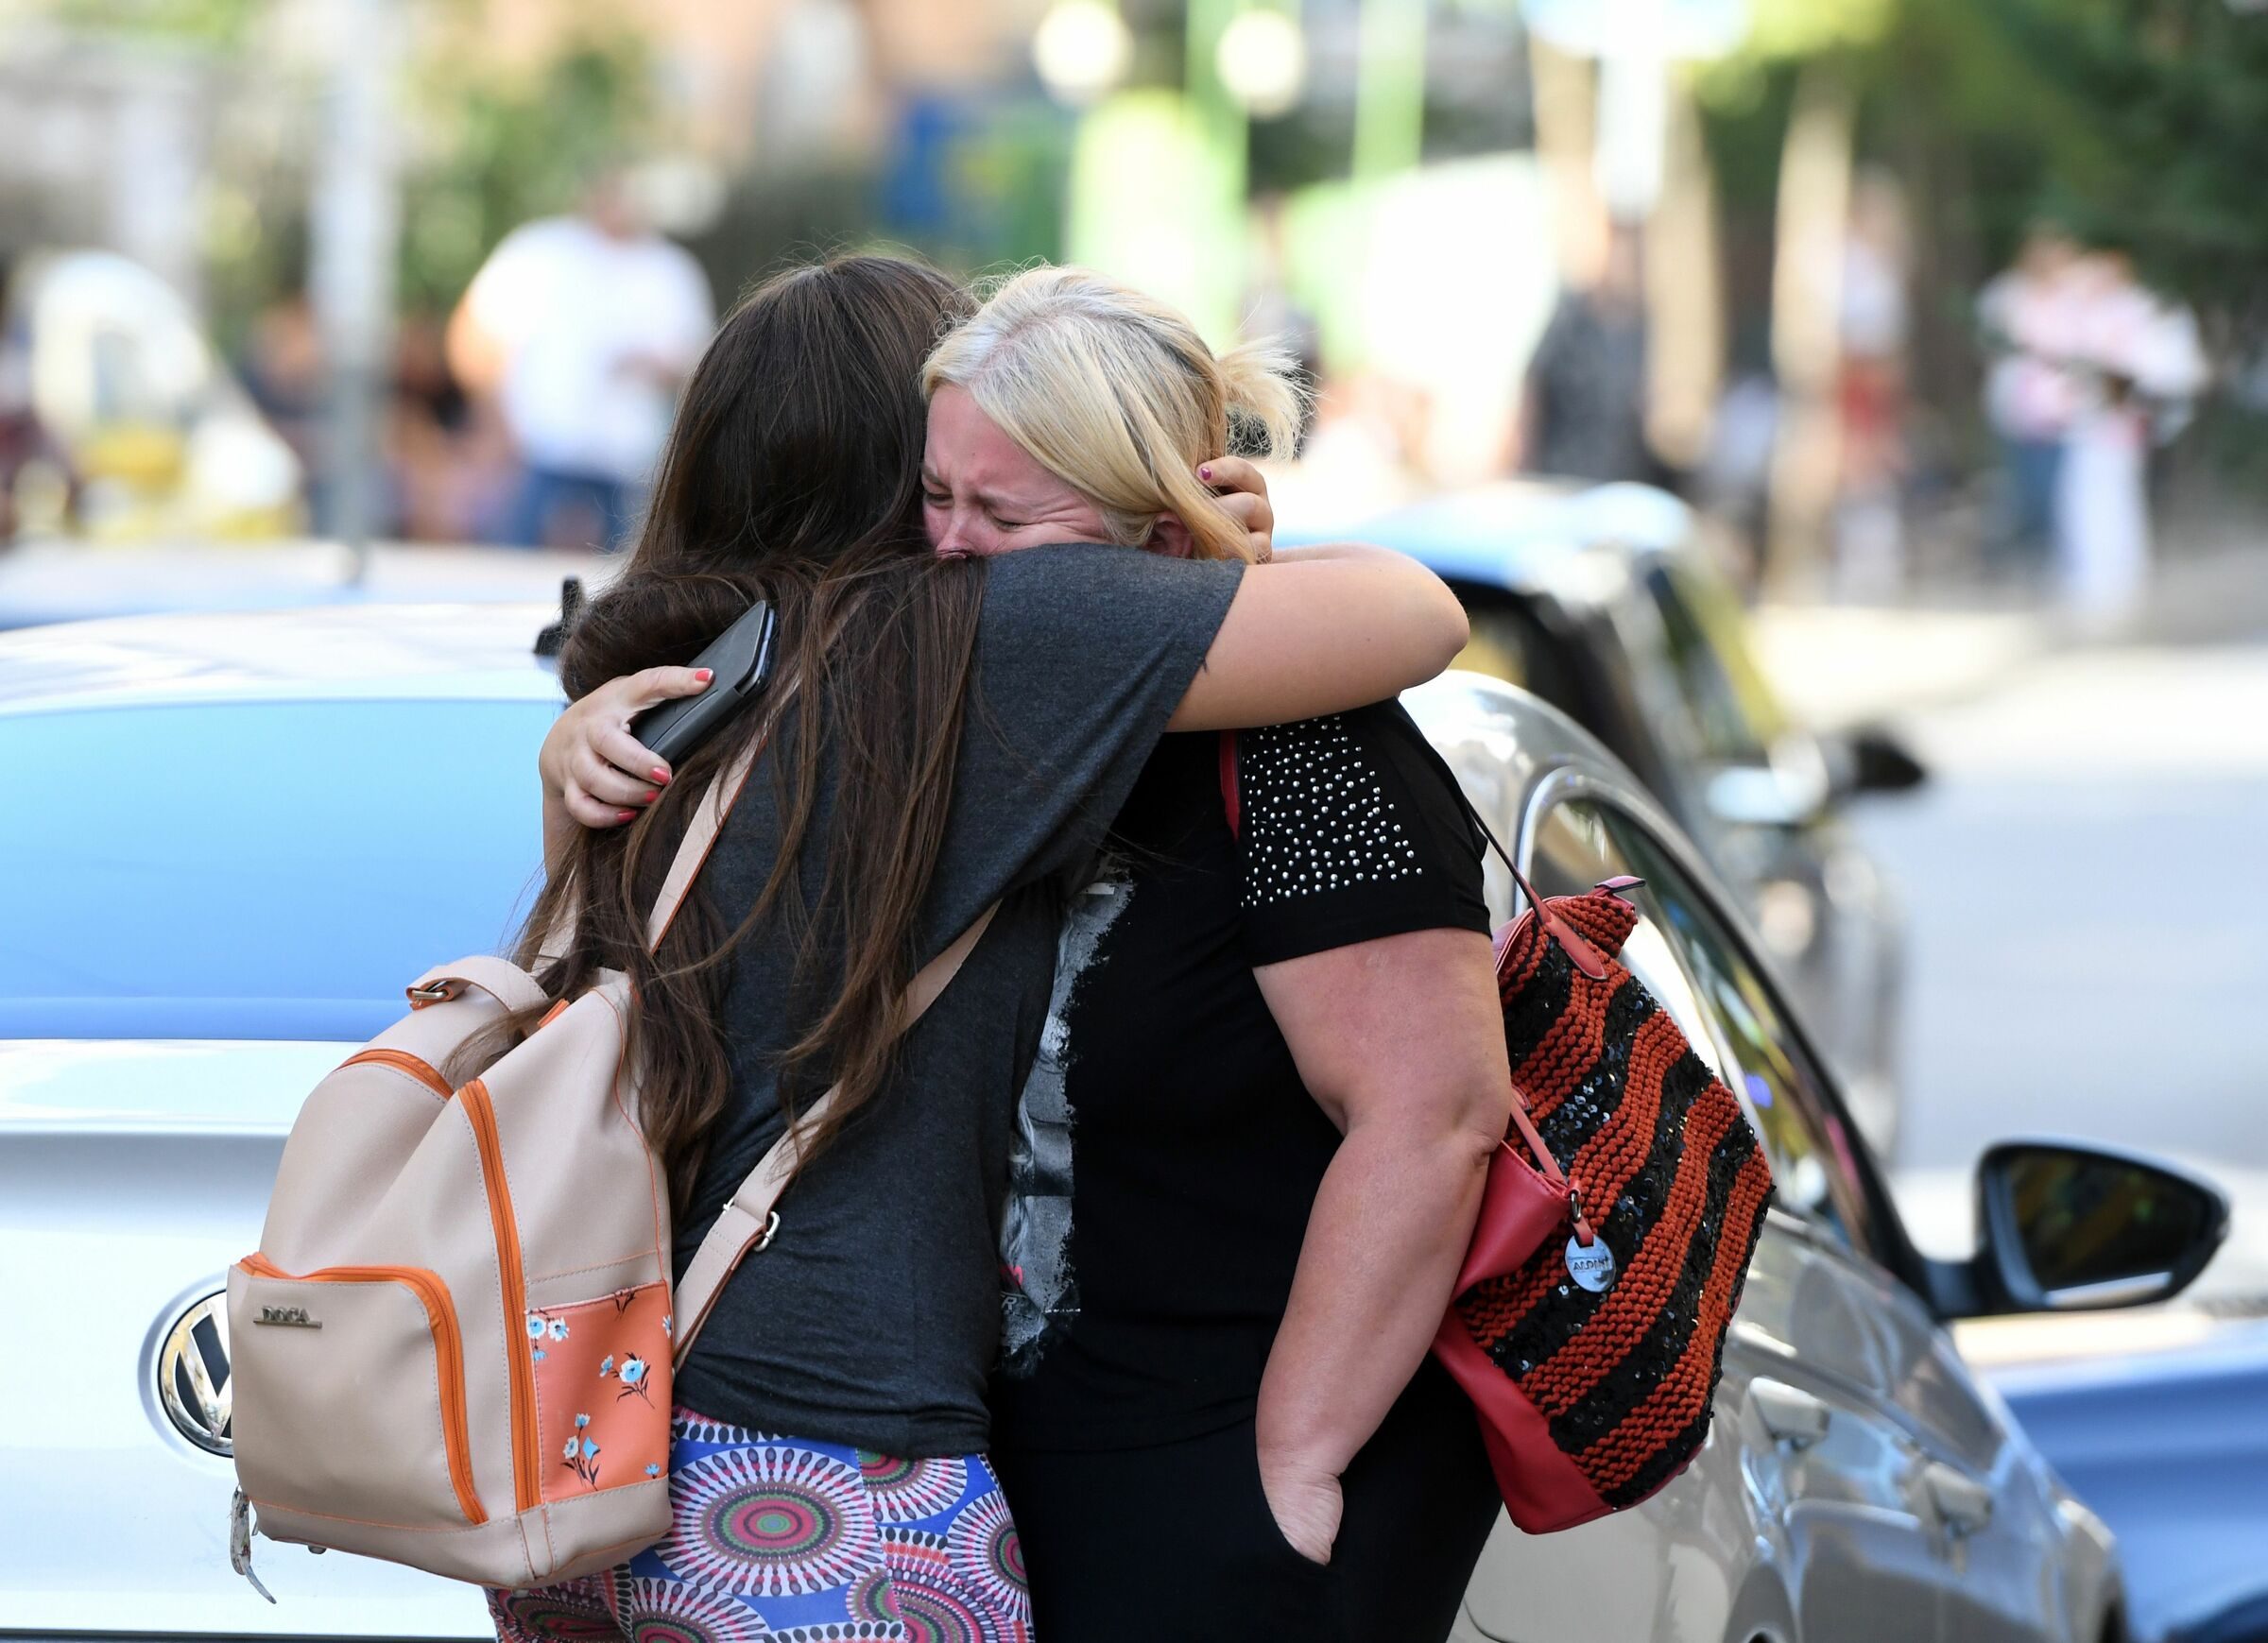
[630,600,779,768]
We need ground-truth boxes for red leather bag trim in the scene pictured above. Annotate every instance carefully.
[1433,1309,1609,1532]
[1218,729,1241,836]
[1453,1145,1572,1294]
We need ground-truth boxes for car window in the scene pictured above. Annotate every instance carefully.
[1641,560,1789,765]
[1454,594,1575,704]
[1528,796,1873,1254]
[0,697,558,1040]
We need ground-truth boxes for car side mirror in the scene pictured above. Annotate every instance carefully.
[1969,1141,2227,1314]
[1704,763,1829,830]
[1705,735,1832,829]
[1844,726,1928,796]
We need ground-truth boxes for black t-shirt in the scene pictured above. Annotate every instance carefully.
[671,544,1245,1459]
[991,700,1490,1451]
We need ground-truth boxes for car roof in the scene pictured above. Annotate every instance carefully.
[1280,479,1694,599]
[0,600,569,715]
[0,539,608,631]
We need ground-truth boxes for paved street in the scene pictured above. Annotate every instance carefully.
[1844,635,2268,1306]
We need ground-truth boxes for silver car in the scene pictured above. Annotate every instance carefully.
[1292,481,1923,1158]
[0,604,2225,1641]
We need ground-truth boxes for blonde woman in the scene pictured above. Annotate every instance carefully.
[527,257,1468,1641]
[920,266,1511,1641]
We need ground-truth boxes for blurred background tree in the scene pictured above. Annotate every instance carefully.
[395,19,655,316]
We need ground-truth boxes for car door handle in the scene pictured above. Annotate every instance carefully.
[1921,1461,1994,1538]
[1750,1378,1830,1449]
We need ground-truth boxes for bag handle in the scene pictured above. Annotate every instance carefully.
[669,899,1002,1366]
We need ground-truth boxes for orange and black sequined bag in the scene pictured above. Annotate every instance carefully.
[1430,851,1775,1532]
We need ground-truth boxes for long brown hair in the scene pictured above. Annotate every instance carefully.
[509,254,983,1215]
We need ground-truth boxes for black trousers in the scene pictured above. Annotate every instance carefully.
[993,1358,1501,1642]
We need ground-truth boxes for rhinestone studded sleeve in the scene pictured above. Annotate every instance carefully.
[1229,704,1491,967]
[1237,716,1426,907]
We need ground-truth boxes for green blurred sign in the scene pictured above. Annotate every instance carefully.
[1065,88,1247,343]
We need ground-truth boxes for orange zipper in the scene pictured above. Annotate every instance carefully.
[456,1077,537,1515]
[339,1048,453,1100]
[237,1254,486,1525]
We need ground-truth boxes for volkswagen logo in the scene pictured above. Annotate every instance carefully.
[159,1292,232,1456]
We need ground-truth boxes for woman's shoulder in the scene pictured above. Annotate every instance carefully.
[975,540,1243,616]
[1230,700,1434,791]
[967,545,1243,710]
[1229,701,1473,869]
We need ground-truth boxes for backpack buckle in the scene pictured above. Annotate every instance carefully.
[751,1209,781,1253]
[406,981,453,1005]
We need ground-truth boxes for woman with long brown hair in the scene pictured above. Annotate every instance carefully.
[493,253,1465,1642]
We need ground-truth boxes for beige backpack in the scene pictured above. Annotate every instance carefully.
[226,737,996,1595]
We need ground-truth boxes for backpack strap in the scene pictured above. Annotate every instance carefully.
[405,954,550,1016]
[644,730,768,952]
[669,899,1002,1367]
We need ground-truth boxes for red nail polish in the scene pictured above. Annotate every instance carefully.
[695,669,713,683]
[651,767,670,783]
[644,789,661,803]
[616,809,637,822]
[1199,465,1212,481]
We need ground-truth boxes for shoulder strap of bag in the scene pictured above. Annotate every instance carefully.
[669,899,1002,1367]
[644,729,768,952]
[1218,728,1242,836]
[529,696,780,966]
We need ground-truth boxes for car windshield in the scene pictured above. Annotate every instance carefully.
[0,696,558,1040]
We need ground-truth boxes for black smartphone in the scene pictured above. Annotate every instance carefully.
[630,600,779,768]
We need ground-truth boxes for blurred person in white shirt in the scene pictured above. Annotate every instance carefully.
[1978,224,2084,575]
[2050,245,2208,628]
[448,168,716,551]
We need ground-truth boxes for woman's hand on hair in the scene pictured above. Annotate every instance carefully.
[540,667,712,830]
[1198,454,1274,562]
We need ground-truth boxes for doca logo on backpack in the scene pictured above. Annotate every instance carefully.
[226,733,996,1594]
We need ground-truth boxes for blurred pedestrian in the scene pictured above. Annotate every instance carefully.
[1518,226,1653,484]
[1243,195,1324,453]
[447,167,715,552]
[2052,245,2207,629]
[0,255,75,542]
[1832,175,1911,597]
[1978,224,2082,577]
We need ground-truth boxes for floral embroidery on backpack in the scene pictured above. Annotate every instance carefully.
[562,1413,601,1488]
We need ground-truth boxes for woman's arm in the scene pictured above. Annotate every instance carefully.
[1248,926,1512,1562]
[538,452,1465,845]
[1163,540,1468,732]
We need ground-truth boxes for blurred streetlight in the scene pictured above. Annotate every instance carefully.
[1522,0,1744,219]
[1034,0,1134,106]
[1217,9,1308,120]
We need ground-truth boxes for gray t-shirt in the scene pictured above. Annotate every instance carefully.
[670,543,1245,1457]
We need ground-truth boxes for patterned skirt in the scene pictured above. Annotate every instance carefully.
[489,1406,1032,1643]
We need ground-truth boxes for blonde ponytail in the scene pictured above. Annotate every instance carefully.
[923,265,1305,563]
